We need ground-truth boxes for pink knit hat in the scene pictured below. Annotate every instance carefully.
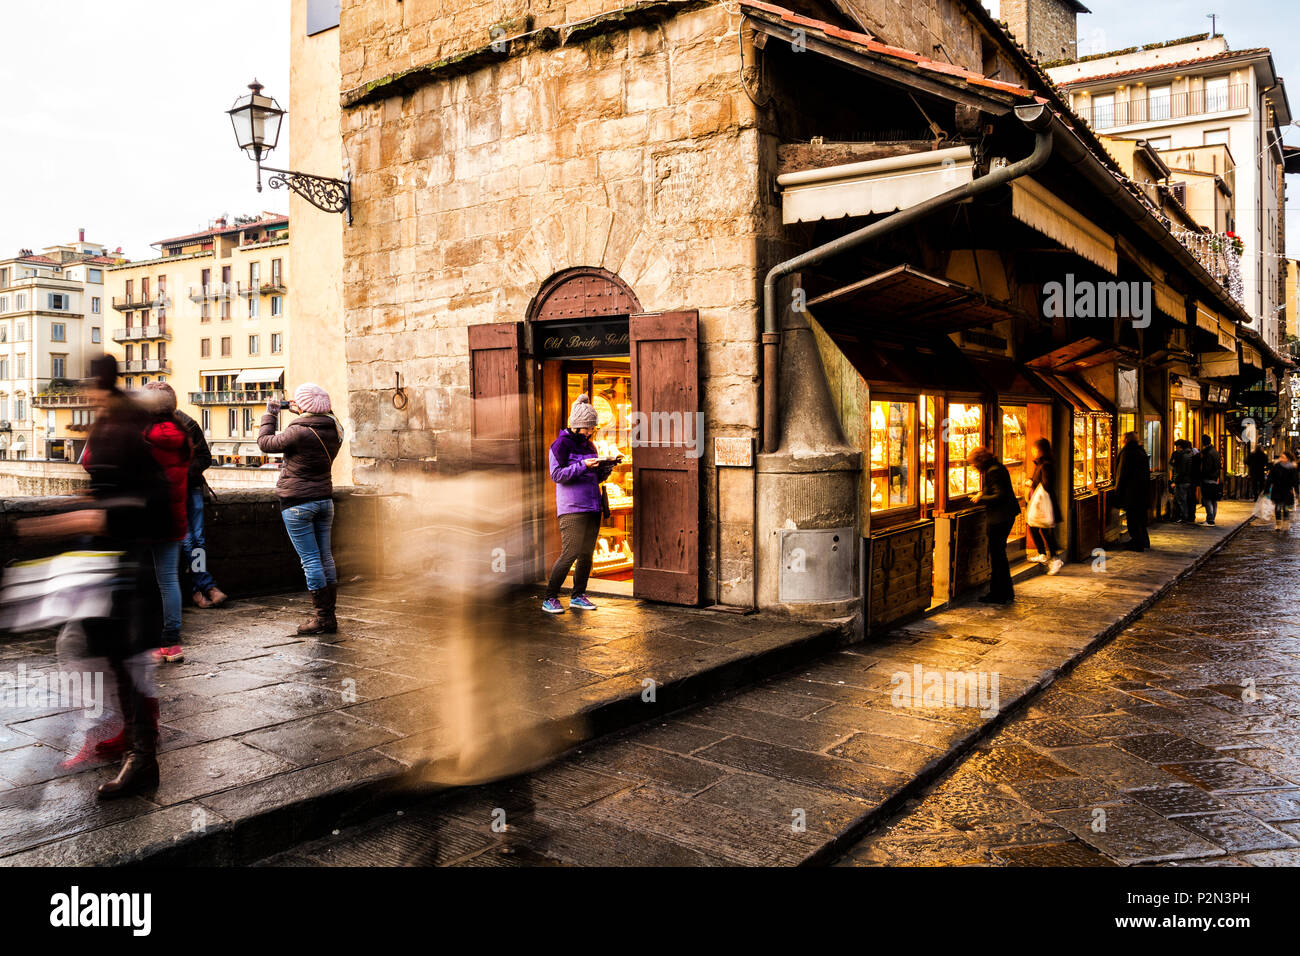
[293,382,331,414]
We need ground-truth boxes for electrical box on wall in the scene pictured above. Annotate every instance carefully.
[778,527,855,603]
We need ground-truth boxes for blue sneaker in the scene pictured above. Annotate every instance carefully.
[541,598,565,615]
[570,594,598,610]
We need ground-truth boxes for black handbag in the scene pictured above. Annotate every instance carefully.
[600,484,612,520]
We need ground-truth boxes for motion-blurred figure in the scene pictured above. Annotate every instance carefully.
[14,357,173,799]
[175,400,228,609]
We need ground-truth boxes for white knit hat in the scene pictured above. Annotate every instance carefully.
[294,382,332,414]
[568,393,598,429]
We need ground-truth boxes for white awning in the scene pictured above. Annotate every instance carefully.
[236,442,274,456]
[778,146,974,224]
[201,369,244,381]
[1011,177,1117,274]
[209,443,237,455]
[235,367,285,385]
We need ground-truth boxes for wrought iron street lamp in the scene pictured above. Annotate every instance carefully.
[229,79,352,225]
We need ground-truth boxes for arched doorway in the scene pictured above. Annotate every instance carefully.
[467,268,702,604]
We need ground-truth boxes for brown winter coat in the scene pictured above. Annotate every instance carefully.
[257,412,341,502]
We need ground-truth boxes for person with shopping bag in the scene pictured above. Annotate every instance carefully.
[1024,438,1064,575]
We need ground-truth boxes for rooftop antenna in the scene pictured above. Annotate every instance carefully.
[1206,13,1217,38]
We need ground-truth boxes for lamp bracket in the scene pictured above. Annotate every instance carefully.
[259,164,353,225]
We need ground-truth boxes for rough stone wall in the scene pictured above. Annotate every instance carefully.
[999,0,1078,63]
[338,3,764,602]
[832,0,983,71]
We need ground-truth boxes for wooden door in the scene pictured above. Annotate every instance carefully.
[630,311,700,604]
[468,322,527,468]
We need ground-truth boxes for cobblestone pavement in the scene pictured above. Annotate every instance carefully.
[0,581,837,864]
[837,515,1300,867]
[259,503,1279,867]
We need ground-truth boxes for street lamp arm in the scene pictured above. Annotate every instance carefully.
[260,164,353,225]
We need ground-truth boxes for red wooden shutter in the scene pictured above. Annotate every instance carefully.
[468,322,527,468]
[630,311,701,605]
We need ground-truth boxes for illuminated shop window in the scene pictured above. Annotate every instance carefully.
[869,400,915,512]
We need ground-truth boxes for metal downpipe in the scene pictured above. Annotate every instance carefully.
[761,102,1055,453]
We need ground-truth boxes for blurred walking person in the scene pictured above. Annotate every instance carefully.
[1170,439,1195,523]
[543,393,618,614]
[1247,445,1269,500]
[141,382,192,663]
[1116,431,1151,552]
[1268,451,1299,532]
[259,384,342,634]
[1199,434,1221,526]
[174,401,227,609]
[1024,438,1064,575]
[16,357,173,798]
[969,446,1021,604]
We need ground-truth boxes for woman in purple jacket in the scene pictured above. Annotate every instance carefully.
[543,394,617,614]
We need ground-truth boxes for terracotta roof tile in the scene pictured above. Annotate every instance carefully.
[1057,48,1270,86]
[740,1,1035,99]
[156,214,288,247]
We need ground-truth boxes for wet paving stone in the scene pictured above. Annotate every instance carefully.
[1045,804,1225,865]
[1161,759,1295,794]
[992,840,1120,866]
[965,745,1077,784]
[1112,733,1221,765]
[1123,785,1228,816]
[1171,811,1299,853]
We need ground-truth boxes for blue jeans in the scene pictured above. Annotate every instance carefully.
[151,540,182,645]
[183,488,216,594]
[1202,486,1218,524]
[1173,483,1193,521]
[282,499,337,592]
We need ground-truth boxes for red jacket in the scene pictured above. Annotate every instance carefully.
[146,419,192,541]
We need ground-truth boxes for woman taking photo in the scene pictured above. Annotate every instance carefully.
[259,383,342,634]
[543,393,617,614]
[1025,438,1064,575]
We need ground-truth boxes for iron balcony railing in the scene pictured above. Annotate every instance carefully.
[32,392,95,408]
[112,293,165,311]
[117,359,172,374]
[112,325,172,343]
[187,283,233,302]
[1077,83,1250,130]
[188,389,285,405]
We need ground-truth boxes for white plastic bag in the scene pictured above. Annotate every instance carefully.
[1253,493,1274,522]
[1026,485,1055,528]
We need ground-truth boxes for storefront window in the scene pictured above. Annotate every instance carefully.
[921,395,937,507]
[1073,412,1114,492]
[946,402,983,499]
[1094,415,1113,486]
[869,400,915,512]
[1001,406,1029,494]
[1144,418,1162,471]
[1172,398,1187,444]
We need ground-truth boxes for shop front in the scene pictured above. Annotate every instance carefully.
[468,268,703,606]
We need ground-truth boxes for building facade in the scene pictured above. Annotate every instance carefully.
[1045,35,1292,348]
[307,0,1288,623]
[0,233,120,461]
[103,214,302,466]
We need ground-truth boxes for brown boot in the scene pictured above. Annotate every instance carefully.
[97,752,160,800]
[324,582,339,632]
[297,589,337,635]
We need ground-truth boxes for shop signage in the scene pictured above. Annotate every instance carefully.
[1179,379,1202,400]
[534,319,631,358]
[715,436,753,467]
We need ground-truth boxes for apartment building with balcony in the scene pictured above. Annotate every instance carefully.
[1045,34,1293,347]
[1,231,122,460]
[104,213,313,465]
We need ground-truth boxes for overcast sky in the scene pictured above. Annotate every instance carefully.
[1,1,1296,260]
[0,0,290,260]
